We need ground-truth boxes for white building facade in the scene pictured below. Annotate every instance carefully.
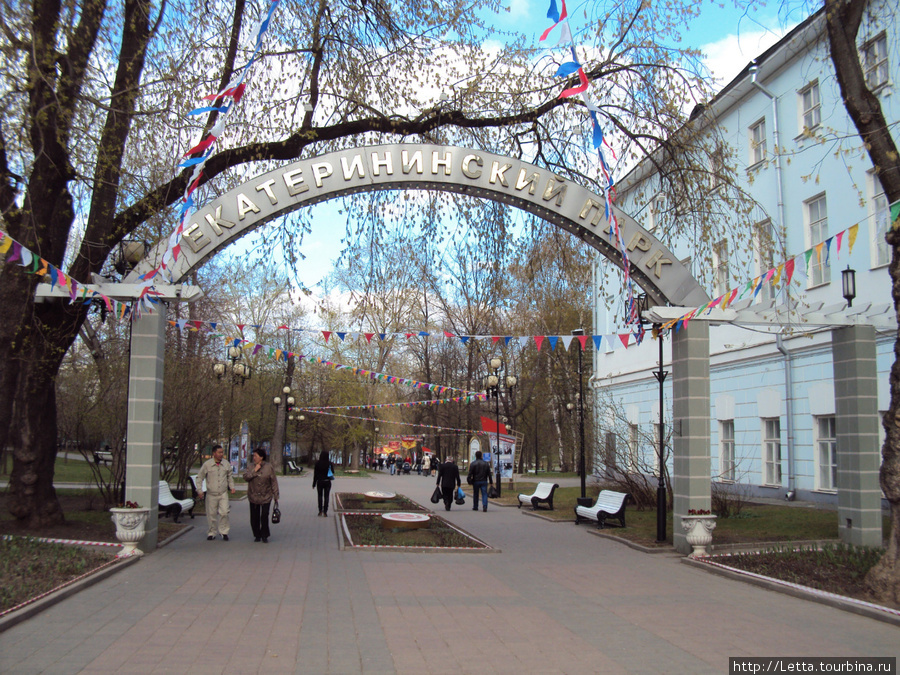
[593,4,898,507]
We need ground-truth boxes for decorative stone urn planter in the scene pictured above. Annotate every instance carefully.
[681,513,717,557]
[110,506,151,558]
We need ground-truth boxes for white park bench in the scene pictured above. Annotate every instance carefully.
[158,480,194,523]
[92,450,113,467]
[286,460,305,475]
[517,482,560,510]
[574,490,630,529]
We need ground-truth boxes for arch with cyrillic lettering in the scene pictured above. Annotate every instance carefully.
[126,144,708,307]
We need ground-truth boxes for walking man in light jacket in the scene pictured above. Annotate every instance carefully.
[196,444,236,540]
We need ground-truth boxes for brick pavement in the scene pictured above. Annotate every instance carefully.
[1,471,898,674]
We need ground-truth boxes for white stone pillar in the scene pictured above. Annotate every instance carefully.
[832,325,882,547]
[125,305,167,552]
[671,322,711,554]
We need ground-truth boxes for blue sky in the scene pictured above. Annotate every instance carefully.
[242,0,799,292]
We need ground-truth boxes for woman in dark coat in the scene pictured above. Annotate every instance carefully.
[312,450,335,516]
[242,447,280,542]
[436,455,461,511]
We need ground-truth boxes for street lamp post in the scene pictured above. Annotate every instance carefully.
[484,356,517,498]
[370,425,379,471]
[289,413,306,462]
[572,328,586,499]
[637,294,668,543]
[213,346,251,464]
[273,386,294,474]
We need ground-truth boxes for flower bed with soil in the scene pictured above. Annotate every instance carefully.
[340,512,491,550]
[333,492,427,512]
[697,544,900,613]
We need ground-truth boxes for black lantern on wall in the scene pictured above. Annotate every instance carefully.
[842,266,857,308]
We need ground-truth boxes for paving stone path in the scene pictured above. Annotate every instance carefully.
[2,472,897,674]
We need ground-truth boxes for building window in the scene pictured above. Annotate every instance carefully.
[749,118,767,166]
[799,81,821,131]
[712,238,729,296]
[805,194,830,286]
[720,420,735,481]
[754,219,776,302]
[763,418,782,485]
[604,431,617,473]
[862,33,889,90]
[815,415,837,492]
[627,423,639,472]
[870,172,890,267]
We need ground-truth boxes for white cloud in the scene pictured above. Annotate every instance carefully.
[505,0,532,22]
[701,25,797,91]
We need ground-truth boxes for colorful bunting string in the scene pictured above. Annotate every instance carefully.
[661,223,861,333]
[305,394,487,412]
[296,408,492,437]
[539,0,638,325]
[0,230,150,320]
[142,0,283,283]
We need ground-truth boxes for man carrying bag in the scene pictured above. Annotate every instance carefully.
[467,450,493,512]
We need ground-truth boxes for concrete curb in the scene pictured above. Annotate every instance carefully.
[682,555,900,627]
[585,528,680,554]
[0,555,140,634]
[158,524,193,548]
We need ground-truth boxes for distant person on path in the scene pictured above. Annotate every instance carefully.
[312,450,335,517]
[388,454,396,475]
[196,444,235,540]
[467,450,493,512]
[436,455,461,511]
[243,447,280,543]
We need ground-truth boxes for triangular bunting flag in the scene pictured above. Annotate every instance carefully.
[848,224,859,252]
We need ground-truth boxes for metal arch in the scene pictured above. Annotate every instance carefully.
[124,144,710,308]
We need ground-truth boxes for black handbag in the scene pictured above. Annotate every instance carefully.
[271,501,281,524]
[488,486,499,499]
[430,486,442,504]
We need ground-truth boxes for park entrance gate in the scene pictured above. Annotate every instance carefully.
[117,144,878,553]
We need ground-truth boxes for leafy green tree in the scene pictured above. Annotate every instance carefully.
[822,0,900,605]
[0,0,734,527]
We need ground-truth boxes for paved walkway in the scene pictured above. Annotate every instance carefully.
[1,472,898,674]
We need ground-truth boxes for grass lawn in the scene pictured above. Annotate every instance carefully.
[52,456,107,483]
[0,537,115,612]
[502,481,891,548]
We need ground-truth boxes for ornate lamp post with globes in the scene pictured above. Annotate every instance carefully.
[483,356,517,497]
[273,386,294,474]
[213,346,251,465]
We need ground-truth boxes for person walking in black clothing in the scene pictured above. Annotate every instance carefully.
[436,456,461,511]
[467,450,493,512]
[312,450,335,516]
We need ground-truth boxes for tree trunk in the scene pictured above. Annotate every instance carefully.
[825,0,900,604]
[2,294,84,526]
